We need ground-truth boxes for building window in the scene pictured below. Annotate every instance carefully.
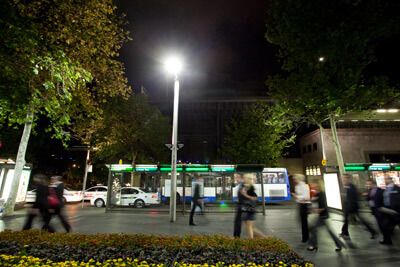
[303,146,306,153]
[313,143,317,151]
[308,144,312,152]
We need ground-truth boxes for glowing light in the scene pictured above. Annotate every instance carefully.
[388,109,398,113]
[165,57,182,75]
[377,109,387,113]
[319,57,325,62]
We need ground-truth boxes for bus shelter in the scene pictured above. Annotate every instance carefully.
[105,164,271,214]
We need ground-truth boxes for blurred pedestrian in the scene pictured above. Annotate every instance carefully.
[292,174,310,243]
[377,175,400,245]
[48,176,71,233]
[363,180,384,233]
[233,174,245,237]
[241,174,266,239]
[339,174,377,240]
[23,174,52,231]
[307,181,346,252]
[189,177,203,226]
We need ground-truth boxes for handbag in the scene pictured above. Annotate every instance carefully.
[48,187,60,207]
[241,199,257,212]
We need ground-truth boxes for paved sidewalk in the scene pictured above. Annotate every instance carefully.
[1,202,399,267]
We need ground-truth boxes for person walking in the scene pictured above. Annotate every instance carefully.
[292,174,310,243]
[23,174,51,231]
[189,177,203,226]
[364,179,384,233]
[241,175,266,239]
[48,176,71,233]
[339,174,377,240]
[307,181,346,252]
[233,174,245,237]
[377,175,400,245]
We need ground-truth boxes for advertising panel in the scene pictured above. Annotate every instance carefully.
[323,173,342,210]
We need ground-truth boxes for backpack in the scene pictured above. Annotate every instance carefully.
[48,187,60,207]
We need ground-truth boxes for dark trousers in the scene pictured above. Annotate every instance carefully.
[233,206,243,237]
[309,216,345,249]
[299,203,309,242]
[189,200,202,224]
[49,207,71,232]
[381,213,400,244]
[341,209,376,237]
[371,207,384,232]
[23,207,51,230]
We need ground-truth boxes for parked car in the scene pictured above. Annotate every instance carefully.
[90,187,160,208]
[25,187,83,204]
[83,185,108,201]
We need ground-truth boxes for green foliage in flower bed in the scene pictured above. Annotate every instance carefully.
[0,230,312,266]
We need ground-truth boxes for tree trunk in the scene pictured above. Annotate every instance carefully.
[3,109,34,216]
[329,114,346,176]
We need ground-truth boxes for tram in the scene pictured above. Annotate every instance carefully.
[107,164,291,204]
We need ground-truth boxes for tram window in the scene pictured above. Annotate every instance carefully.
[204,177,215,187]
[278,173,285,183]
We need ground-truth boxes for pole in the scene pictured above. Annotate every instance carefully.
[81,149,90,208]
[170,76,180,222]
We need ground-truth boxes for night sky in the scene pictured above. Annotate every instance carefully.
[115,0,279,101]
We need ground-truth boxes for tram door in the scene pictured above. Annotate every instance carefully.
[216,174,233,201]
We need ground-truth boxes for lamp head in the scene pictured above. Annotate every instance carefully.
[165,57,182,75]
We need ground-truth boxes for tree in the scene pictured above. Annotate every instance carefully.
[88,94,171,167]
[0,0,130,215]
[265,0,400,174]
[220,103,296,166]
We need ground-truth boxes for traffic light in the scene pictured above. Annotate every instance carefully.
[88,162,92,165]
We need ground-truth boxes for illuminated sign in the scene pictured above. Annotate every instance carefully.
[111,164,133,171]
[368,164,391,171]
[323,173,342,210]
[160,165,183,172]
[211,165,235,172]
[345,163,365,166]
[345,166,365,171]
[135,165,158,172]
[394,166,400,171]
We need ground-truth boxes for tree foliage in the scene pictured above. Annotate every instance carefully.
[88,94,171,166]
[220,103,296,166]
[0,0,130,138]
[265,0,400,124]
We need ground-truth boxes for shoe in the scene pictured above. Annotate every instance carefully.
[189,223,196,226]
[301,239,308,243]
[307,246,318,251]
[379,241,392,245]
[335,246,345,252]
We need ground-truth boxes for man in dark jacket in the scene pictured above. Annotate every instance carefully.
[48,176,71,233]
[364,180,384,231]
[340,174,377,239]
[23,174,51,230]
[378,175,400,245]
[189,177,203,226]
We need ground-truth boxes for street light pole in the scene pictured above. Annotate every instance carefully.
[170,74,180,222]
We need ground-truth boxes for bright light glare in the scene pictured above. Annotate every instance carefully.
[377,109,387,113]
[165,57,182,74]
[319,57,325,62]
[388,109,398,113]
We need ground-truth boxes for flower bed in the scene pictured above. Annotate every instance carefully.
[0,230,313,267]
